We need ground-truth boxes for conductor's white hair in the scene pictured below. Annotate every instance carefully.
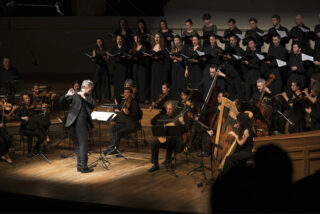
[257,78,266,85]
[81,80,93,89]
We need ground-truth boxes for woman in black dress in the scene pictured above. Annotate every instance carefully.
[132,34,148,103]
[137,19,151,50]
[111,35,129,99]
[184,35,203,89]
[182,19,199,48]
[170,35,186,100]
[202,13,217,47]
[114,18,133,51]
[149,33,167,101]
[92,38,111,103]
[158,19,173,50]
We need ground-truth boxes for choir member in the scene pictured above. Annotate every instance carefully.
[202,13,217,47]
[265,34,288,95]
[136,19,151,49]
[314,13,320,70]
[287,42,306,89]
[222,18,242,49]
[242,38,262,101]
[182,19,199,48]
[114,18,133,51]
[267,14,289,47]
[289,14,312,54]
[150,33,167,101]
[132,34,149,103]
[202,35,223,75]
[111,35,129,99]
[244,17,264,51]
[92,38,111,103]
[170,36,186,100]
[224,34,244,99]
[184,35,203,90]
[158,19,173,50]
[305,81,320,130]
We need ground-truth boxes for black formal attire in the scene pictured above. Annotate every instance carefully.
[182,30,199,48]
[0,66,20,97]
[223,129,253,174]
[170,50,186,100]
[267,25,289,47]
[267,43,288,94]
[244,28,264,51]
[286,97,306,133]
[314,24,320,72]
[150,92,173,126]
[183,46,203,90]
[159,29,174,50]
[243,49,262,101]
[132,45,149,102]
[225,45,245,99]
[198,72,226,96]
[202,24,217,47]
[150,112,186,167]
[114,28,133,50]
[0,116,11,156]
[105,99,140,153]
[65,93,96,170]
[111,45,129,99]
[150,50,167,101]
[14,105,46,154]
[310,97,320,131]
[222,27,242,49]
[289,24,312,54]
[203,44,223,77]
[287,53,306,89]
[93,47,111,101]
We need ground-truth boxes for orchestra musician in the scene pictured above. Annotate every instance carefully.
[148,100,188,172]
[305,81,320,131]
[104,87,141,155]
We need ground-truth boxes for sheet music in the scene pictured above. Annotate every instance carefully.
[91,111,116,122]
[299,26,310,33]
[256,31,264,37]
[84,53,93,58]
[181,53,189,59]
[276,59,287,67]
[233,54,243,60]
[301,53,314,61]
[196,50,205,56]
[171,32,178,37]
[256,53,265,60]
[235,33,244,40]
[276,30,287,38]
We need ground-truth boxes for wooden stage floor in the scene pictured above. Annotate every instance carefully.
[0,134,212,213]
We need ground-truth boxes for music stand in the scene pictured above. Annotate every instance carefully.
[152,125,182,172]
[88,111,116,170]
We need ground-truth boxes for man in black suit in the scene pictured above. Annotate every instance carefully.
[64,80,96,173]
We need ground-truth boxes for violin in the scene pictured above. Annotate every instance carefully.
[0,101,13,111]
[151,92,169,108]
[121,96,133,112]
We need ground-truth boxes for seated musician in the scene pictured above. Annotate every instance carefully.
[223,111,254,174]
[280,80,306,133]
[251,78,272,105]
[104,87,141,155]
[0,104,18,164]
[198,64,226,96]
[115,79,137,104]
[0,57,20,83]
[31,83,56,144]
[150,83,173,125]
[14,93,46,158]
[148,100,188,172]
[305,81,320,130]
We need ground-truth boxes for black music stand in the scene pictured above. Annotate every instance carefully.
[88,112,115,170]
[152,125,181,172]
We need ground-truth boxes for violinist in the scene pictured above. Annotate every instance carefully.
[31,83,53,144]
[305,81,320,131]
[104,87,140,155]
[280,80,306,133]
[115,79,137,104]
[14,93,46,158]
[223,112,253,174]
[150,83,173,126]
